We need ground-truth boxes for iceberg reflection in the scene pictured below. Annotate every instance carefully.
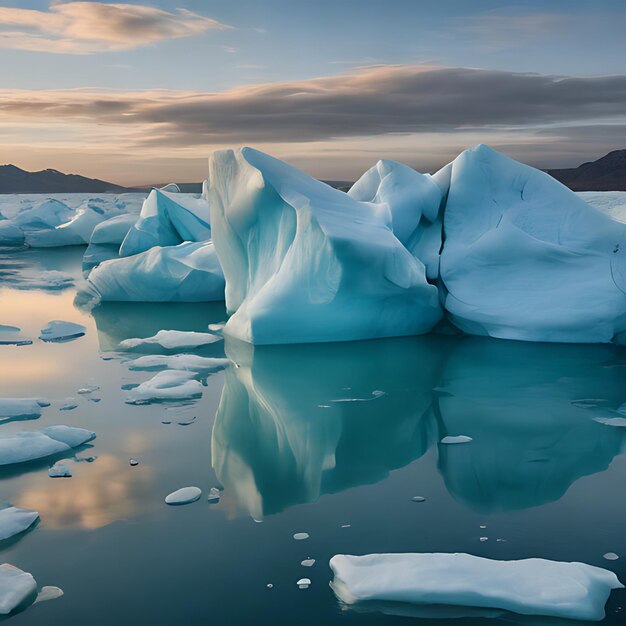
[213,334,626,518]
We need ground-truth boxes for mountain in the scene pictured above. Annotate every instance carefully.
[0,164,132,194]
[547,150,626,191]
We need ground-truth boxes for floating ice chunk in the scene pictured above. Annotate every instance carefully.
[0,507,39,541]
[77,385,99,395]
[0,398,46,422]
[603,553,619,561]
[125,370,203,404]
[297,578,311,589]
[120,189,211,258]
[48,462,72,478]
[59,403,77,411]
[208,322,225,332]
[330,553,623,622]
[293,533,309,541]
[411,496,426,503]
[12,199,73,232]
[120,330,222,350]
[39,321,86,343]
[83,214,138,274]
[438,145,626,343]
[207,487,221,503]
[208,147,441,345]
[441,435,473,444]
[594,417,626,427]
[25,205,107,248]
[34,586,63,604]
[42,425,95,448]
[331,390,386,403]
[165,486,202,505]
[301,559,315,567]
[127,354,228,373]
[85,241,225,303]
[0,428,92,466]
[0,563,37,614]
[0,325,32,346]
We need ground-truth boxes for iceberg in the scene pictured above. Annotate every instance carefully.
[83,213,138,274]
[119,188,211,258]
[85,241,225,302]
[12,199,73,232]
[119,329,222,350]
[0,426,95,466]
[208,147,442,345]
[0,564,37,615]
[437,145,626,343]
[125,370,203,404]
[0,507,39,541]
[0,398,47,423]
[329,553,623,622]
[39,320,86,342]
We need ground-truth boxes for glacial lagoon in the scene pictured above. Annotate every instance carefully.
[1,246,625,624]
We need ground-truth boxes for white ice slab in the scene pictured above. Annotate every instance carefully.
[39,321,86,343]
[330,552,623,621]
[0,507,39,541]
[119,330,222,350]
[165,486,202,505]
[0,564,37,614]
[127,354,228,372]
[125,370,203,404]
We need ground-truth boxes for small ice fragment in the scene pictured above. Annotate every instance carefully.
[0,506,39,541]
[411,496,426,502]
[165,486,202,505]
[0,563,37,614]
[341,524,351,528]
[59,403,77,411]
[0,325,32,346]
[594,417,626,427]
[479,537,489,542]
[208,322,225,332]
[318,405,332,409]
[480,525,487,529]
[34,586,63,604]
[297,578,311,589]
[441,435,473,444]
[119,330,222,350]
[77,385,99,395]
[604,553,620,561]
[301,559,316,567]
[126,370,203,405]
[48,463,72,478]
[332,390,387,403]
[129,459,139,467]
[293,533,309,541]
[39,321,86,343]
[128,354,228,373]
[266,583,273,589]
[207,487,221,504]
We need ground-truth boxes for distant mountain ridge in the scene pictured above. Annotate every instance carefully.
[0,164,132,194]
[547,150,626,191]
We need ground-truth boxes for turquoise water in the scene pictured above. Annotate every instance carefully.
[1,247,625,625]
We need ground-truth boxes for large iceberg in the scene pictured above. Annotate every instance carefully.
[437,145,626,343]
[208,147,442,344]
[82,213,138,274]
[330,552,623,621]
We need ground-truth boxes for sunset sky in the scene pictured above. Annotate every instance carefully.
[1,0,625,185]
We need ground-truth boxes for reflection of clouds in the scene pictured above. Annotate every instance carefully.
[15,455,154,529]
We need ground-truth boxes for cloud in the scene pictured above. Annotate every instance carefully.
[2,65,625,145]
[0,2,230,54]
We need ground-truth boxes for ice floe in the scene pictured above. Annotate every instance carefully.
[48,462,72,478]
[34,586,64,604]
[296,578,311,589]
[301,559,315,567]
[0,325,32,346]
[293,533,309,541]
[440,435,473,444]
[0,398,47,422]
[127,354,228,372]
[0,563,37,614]
[125,370,203,404]
[330,553,623,621]
[165,486,202,505]
[120,330,222,350]
[208,147,441,345]
[603,552,619,561]
[39,320,86,343]
[0,426,95,466]
[0,506,39,541]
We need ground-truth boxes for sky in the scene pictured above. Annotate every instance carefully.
[0,0,625,185]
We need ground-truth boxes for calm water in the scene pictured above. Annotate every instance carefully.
[1,246,626,625]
